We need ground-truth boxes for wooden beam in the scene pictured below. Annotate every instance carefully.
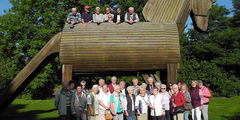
[167,63,178,84]
[62,65,73,82]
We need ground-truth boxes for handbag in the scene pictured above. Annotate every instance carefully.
[174,105,185,114]
[185,102,193,111]
[105,113,113,120]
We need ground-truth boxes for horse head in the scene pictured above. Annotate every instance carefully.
[191,0,216,32]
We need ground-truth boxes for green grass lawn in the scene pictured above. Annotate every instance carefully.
[0,96,239,120]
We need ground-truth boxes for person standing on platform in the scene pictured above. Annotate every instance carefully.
[108,76,119,94]
[55,82,72,120]
[81,5,93,27]
[113,7,125,24]
[67,8,81,28]
[125,7,139,24]
[104,8,114,22]
[93,7,104,25]
[71,84,88,120]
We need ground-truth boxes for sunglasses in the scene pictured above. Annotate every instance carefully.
[161,88,166,89]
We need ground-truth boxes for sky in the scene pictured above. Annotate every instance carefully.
[0,0,234,28]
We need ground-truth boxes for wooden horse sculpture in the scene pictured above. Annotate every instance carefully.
[0,0,215,111]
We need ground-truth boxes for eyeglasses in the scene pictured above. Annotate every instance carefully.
[161,88,166,89]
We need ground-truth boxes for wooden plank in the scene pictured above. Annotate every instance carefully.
[167,63,178,84]
[62,65,73,82]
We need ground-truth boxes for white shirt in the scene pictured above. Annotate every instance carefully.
[160,92,171,110]
[149,93,163,116]
[98,86,103,93]
[121,88,126,96]
[98,92,111,110]
[135,94,149,114]
[87,92,99,114]
[117,15,120,21]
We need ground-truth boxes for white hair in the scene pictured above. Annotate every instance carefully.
[148,77,153,81]
[173,84,178,89]
[161,84,166,88]
[120,81,125,84]
[132,78,138,82]
[127,86,134,91]
[92,84,99,90]
[192,80,198,84]
[114,85,120,91]
[72,8,77,11]
[129,7,134,10]
[155,82,162,87]
[112,76,117,80]
[96,7,100,10]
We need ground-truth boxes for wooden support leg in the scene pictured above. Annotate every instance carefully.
[62,65,73,82]
[141,73,161,84]
[167,63,179,84]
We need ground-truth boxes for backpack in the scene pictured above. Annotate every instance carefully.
[207,88,212,98]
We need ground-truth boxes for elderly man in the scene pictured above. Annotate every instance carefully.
[110,85,126,120]
[81,5,93,27]
[125,7,139,24]
[120,81,127,96]
[55,82,72,120]
[71,84,88,120]
[67,8,81,28]
[98,78,105,93]
[132,78,140,96]
[146,77,155,95]
[87,84,99,120]
[108,76,119,94]
[93,7,104,25]
[104,7,114,22]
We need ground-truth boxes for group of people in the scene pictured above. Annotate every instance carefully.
[67,6,139,27]
[55,76,211,120]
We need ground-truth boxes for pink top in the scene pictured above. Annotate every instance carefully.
[200,86,211,104]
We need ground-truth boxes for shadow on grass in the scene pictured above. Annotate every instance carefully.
[0,104,58,120]
[223,112,240,120]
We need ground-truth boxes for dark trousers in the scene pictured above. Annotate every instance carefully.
[152,116,165,120]
[165,110,171,120]
[59,106,72,120]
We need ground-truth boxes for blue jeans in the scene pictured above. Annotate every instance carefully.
[184,111,189,120]
[166,110,171,120]
[126,111,135,120]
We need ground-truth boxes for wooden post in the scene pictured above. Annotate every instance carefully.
[141,73,161,84]
[167,63,179,84]
[62,65,73,82]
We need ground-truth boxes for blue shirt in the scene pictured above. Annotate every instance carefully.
[81,12,93,22]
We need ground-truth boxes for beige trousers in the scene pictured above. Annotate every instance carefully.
[137,113,148,120]
[173,113,184,120]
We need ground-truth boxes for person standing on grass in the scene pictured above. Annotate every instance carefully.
[120,81,128,96]
[170,84,185,120]
[198,80,211,120]
[155,82,162,93]
[98,78,105,93]
[87,85,100,120]
[124,86,136,120]
[69,80,76,94]
[146,77,155,95]
[98,84,111,120]
[80,80,89,95]
[135,86,149,120]
[181,83,192,120]
[168,82,174,96]
[149,87,165,120]
[110,85,125,120]
[161,84,171,120]
[108,76,119,94]
[132,78,140,96]
[189,81,203,120]
[55,82,72,120]
[71,84,88,120]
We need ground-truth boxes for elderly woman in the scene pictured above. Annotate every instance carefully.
[87,85,99,120]
[189,81,203,120]
[98,84,111,120]
[135,86,149,120]
[161,84,171,120]
[155,82,162,93]
[124,86,136,120]
[170,84,185,120]
[110,85,125,120]
[149,87,164,120]
[181,83,192,120]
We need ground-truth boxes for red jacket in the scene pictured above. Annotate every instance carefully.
[170,91,185,114]
[108,83,118,94]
